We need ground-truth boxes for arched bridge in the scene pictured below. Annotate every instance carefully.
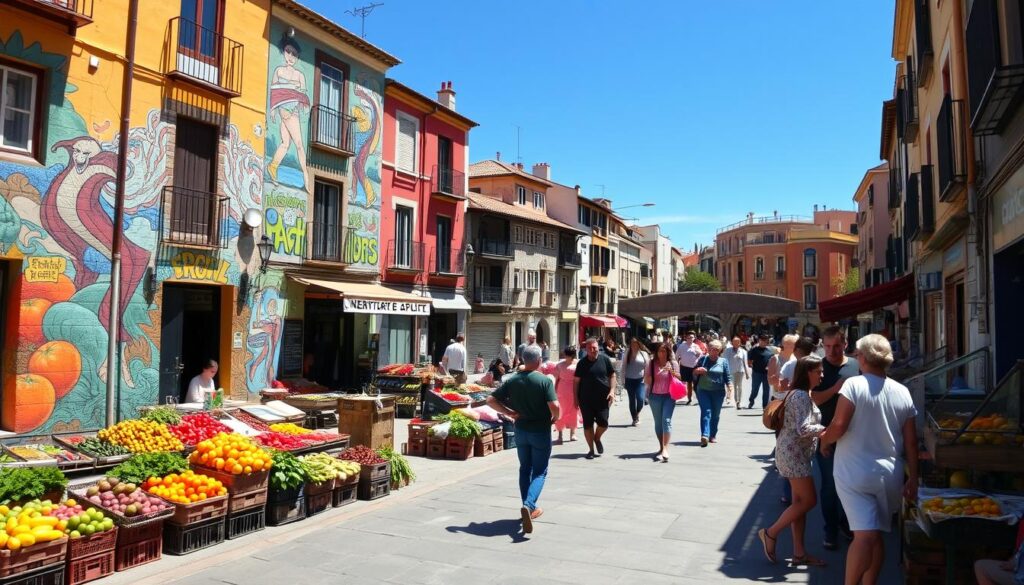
[618,291,800,333]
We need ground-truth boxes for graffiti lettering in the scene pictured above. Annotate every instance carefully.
[347,233,378,266]
[25,257,67,283]
[170,251,230,284]
[264,193,307,213]
[264,207,306,256]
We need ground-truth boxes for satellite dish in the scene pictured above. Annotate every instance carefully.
[243,208,262,230]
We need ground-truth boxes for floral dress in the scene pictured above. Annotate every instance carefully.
[775,390,825,478]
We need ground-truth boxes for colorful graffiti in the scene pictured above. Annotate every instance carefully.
[245,284,283,393]
[170,251,231,284]
[345,68,383,271]
[263,190,307,256]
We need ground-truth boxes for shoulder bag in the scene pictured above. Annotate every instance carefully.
[763,391,793,432]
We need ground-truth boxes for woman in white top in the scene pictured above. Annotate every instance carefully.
[185,359,218,404]
[820,334,918,585]
[623,338,651,426]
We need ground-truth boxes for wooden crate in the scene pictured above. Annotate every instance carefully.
[406,439,426,457]
[474,433,494,457]
[408,420,438,441]
[337,395,396,450]
[445,437,474,461]
[426,438,445,458]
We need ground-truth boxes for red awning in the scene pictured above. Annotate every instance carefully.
[818,274,915,323]
[613,315,629,328]
[580,315,618,328]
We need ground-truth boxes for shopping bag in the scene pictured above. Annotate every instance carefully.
[669,376,688,401]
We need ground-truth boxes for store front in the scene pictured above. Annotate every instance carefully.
[942,239,967,364]
[158,283,230,404]
[991,167,1024,378]
[423,289,470,366]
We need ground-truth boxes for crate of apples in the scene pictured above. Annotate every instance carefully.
[78,477,172,521]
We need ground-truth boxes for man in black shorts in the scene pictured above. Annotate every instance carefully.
[574,337,616,459]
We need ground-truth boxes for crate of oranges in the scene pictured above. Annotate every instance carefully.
[188,433,273,512]
[97,420,184,454]
[144,471,228,526]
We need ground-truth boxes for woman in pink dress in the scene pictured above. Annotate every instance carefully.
[548,346,581,444]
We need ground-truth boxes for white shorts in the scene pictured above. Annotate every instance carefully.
[835,473,900,532]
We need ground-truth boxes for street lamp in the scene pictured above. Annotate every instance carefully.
[257,235,273,273]
[613,203,655,212]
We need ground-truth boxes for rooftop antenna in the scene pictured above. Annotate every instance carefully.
[513,124,522,164]
[346,2,383,38]
[595,184,606,197]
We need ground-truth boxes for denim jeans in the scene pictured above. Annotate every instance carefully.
[814,448,846,542]
[515,428,552,511]
[696,388,725,438]
[648,392,676,437]
[624,378,646,421]
[749,371,770,408]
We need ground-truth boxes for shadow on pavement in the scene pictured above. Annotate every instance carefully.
[672,440,704,447]
[550,453,589,460]
[446,519,529,543]
[616,452,661,461]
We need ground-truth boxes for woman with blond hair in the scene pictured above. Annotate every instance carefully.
[692,339,733,447]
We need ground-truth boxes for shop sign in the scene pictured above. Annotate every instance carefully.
[25,257,66,282]
[992,165,1024,251]
[343,298,430,316]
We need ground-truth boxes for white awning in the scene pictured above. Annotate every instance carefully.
[426,290,471,312]
[291,277,431,316]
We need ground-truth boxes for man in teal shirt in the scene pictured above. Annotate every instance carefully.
[488,345,559,534]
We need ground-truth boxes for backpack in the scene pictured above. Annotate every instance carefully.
[763,391,793,432]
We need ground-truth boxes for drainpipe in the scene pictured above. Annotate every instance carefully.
[106,0,140,426]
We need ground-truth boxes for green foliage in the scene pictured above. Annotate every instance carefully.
[0,467,68,503]
[678,267,722,292]
[110,453,188,484]
[438,412,481,439]
[377,446,415,486]
[833,267,860,295]
[141,406,182,425]
[269,451,308,491]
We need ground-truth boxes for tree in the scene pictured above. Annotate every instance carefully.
[832,267,860,296]
[678,267,722,292]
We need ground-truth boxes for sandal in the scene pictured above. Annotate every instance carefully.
[757,528,777,563]
[789,555,827,567]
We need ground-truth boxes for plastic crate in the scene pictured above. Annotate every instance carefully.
[114,536,160,572]
[67,528,116,561]
[0,538,68,579]
[226,487,268,514]
[357,477,390,501]
[357,462,389,483]
[445,437,474,461]
[502,424,516,449]
[164,494,229,526]
[66,551,112,585]
[115,520,163,546]
[162,516,225,556]
[0,563,65,585]
[426,438,445,458]
[266,497,306,527]
[331,483,357,508]
[225,507,265,540]
[304,491,332,517]
[406,439,426,457]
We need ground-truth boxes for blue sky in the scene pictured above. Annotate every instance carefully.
[310,0,897,250]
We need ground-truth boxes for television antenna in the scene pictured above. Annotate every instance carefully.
[346,2,383,38]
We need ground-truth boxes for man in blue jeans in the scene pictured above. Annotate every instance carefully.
[487,345,559,534]
[746,334,774,409]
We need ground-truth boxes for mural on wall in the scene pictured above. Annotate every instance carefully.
[0,29,269,432]
[345,68,382,271]
[245,275,283,394]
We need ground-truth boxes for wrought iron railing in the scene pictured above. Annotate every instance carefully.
[476,237,512,258]
[306,223,355,263]
[168,17,244,96]
[775,269,786,279]
[898,71,919,141]
[20,0,93,22]
[919,164,935,236]
[387,239,425,271]
[472,286,510,305]
[430,247,464,275]
[915,0,933,83]
[937,96,967,201]
[431,165,465,198]
[311,105,355,154]
[160,186,229,248]
[558,250,582,268]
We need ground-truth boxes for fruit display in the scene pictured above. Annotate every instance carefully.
[97,420,184,453]
[5,446,55,462]
[375,377,421,393]
[52,500,115,538]
[268,423,312,435]
[0,467,67,504]
[922,495,1006,519]
[109,453,189,485]
[378,363,416,376]
[298,453,350,483]
[5,443,90,464]
[436,391,470,404]
[189,433,273,475]
[227,410,271,432]
[0,500,66,550]
[338,445,387,466]
[60,436,131,459]
[268,452,308,492]
[168,413,232,446]
[143,471,226,504]
[253,432,306,451]
[299,431,342,445]
[395,395,418,406]
[77,477,171,518]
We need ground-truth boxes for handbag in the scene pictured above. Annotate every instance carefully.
[763,391,793,432]
[669,376,688,401]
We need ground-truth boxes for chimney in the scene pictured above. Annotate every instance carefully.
[516,162,524,170]
[773,210,778,218]
[814,204,819,212]
[437,81,456,110]
[574,185,581,195]
[496,151,501,161]
[532,162,551,180]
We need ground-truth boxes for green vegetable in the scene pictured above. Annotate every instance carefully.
[437,412,481,439]
[269,451,308,491]
[0,467,68,504]
[376,446,414,487]
[142,406,182,425]
[75,438,131,458]
[110,452,188,484]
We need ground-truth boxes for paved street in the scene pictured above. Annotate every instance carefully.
[105,399,902,584]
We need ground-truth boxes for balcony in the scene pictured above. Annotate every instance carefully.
[472,286,511,306]
[746,233,786,245]
[905,172,920,241]
[915,0,933,86]
[476,237,512,259]
[775,270,786,279]
[386,239,425,273]
[431,166,466,201]
[897,71,919,142]
[542,292,557,307]
[937,95,967,201]
[167,17,244,97]
[8,0,92,33]
[888,163,903,209]
[557,250,582,268]
[429,247,464,276]
[754,271,765,280]
[306,223,355,264]
[311,105,355,155]
[159,186,229,248]
[919,164,936,237]
[966,0,1024,136]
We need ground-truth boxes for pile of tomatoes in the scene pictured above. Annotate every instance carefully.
[168,413,231,446]
[253,432,306,451]
[189,432,272,475]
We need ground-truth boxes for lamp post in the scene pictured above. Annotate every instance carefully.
[613,203,655,212]
[257,235,273,273]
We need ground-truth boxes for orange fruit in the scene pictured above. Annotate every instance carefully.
[12,374,56,433]
[28,341,82,399]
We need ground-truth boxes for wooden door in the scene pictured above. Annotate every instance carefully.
[172,117,218,241]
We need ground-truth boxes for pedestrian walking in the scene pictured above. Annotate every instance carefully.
[820,334,918,585]
[723,337,750,409]
[769,334,798,401]
[811,325,860,550]
[776,336,819,505]
[552,346,581,444]
[758,355,828,568]
[693,339,732,447]
[674,331,703,405]
[498,336,515,369]
[747,334,774,409]
[574,338,616,459]
[623,338,651,426]
[441,333,468,384]
[644,342,679,462]
[514,330,538,368]
[486,345,560,534]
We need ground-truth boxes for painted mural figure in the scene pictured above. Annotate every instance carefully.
[247,288,282,389]
[267,35,311,192]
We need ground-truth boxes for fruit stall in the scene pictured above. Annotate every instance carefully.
[373,363,439,419]
[403,408,508,461]
[0,404,416,585]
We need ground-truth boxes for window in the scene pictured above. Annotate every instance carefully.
[311,180,341,261]
[526,270,540,290]
[394,205,413,268]
[578,205,592,227]
[775,256,784,273]
[804,284,817,310]
[315,57,346,148]
[512,225,523,243]
[533,191,545,209]
[437,135,453,192]
[610,251,616,270]
[396,112,418,173]
[579,286,588,305]
[436,216,452,272]
[170,117,219,244]
[0,64,38,154]
[560,275,569,295]
[513,269,522,290]
[803,249,817,277]
[179,0,222,62]
[755,257,764,276]
[545,272,554,293]
[868,185,874,207]
[517,185,527,205]
[737,260,744,283]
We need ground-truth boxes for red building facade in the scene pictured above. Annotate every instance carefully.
[378,80,478,366]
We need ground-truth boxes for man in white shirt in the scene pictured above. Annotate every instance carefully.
[723,337,750,409]
[442,333,468,384]
[674,331,703,405]
[779,337,817,392]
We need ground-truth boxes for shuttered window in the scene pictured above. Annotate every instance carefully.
[396,113,417,173]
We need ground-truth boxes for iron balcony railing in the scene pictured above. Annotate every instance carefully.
[168,17,244,96]
[430,246,464,275]
[387,239,425,271]
[966,0,1024,135]
[13,0,93,30]
[160,186,229,248]
[716,215,812,234]
[775,269,786,279]
[898,71,919,141]
[754,271,765,280]
[937,95,968,201]
[919,164,936,236]
[889,161,903,209]
[311,105,355,154]
[472,286,510,305]
[746,233,786,245]
[915,0,934,85]
[306,223,355,264]
[476,237,512,258]
[558,250,582,268]
[431,166,466,199]
[905,172,920,241]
